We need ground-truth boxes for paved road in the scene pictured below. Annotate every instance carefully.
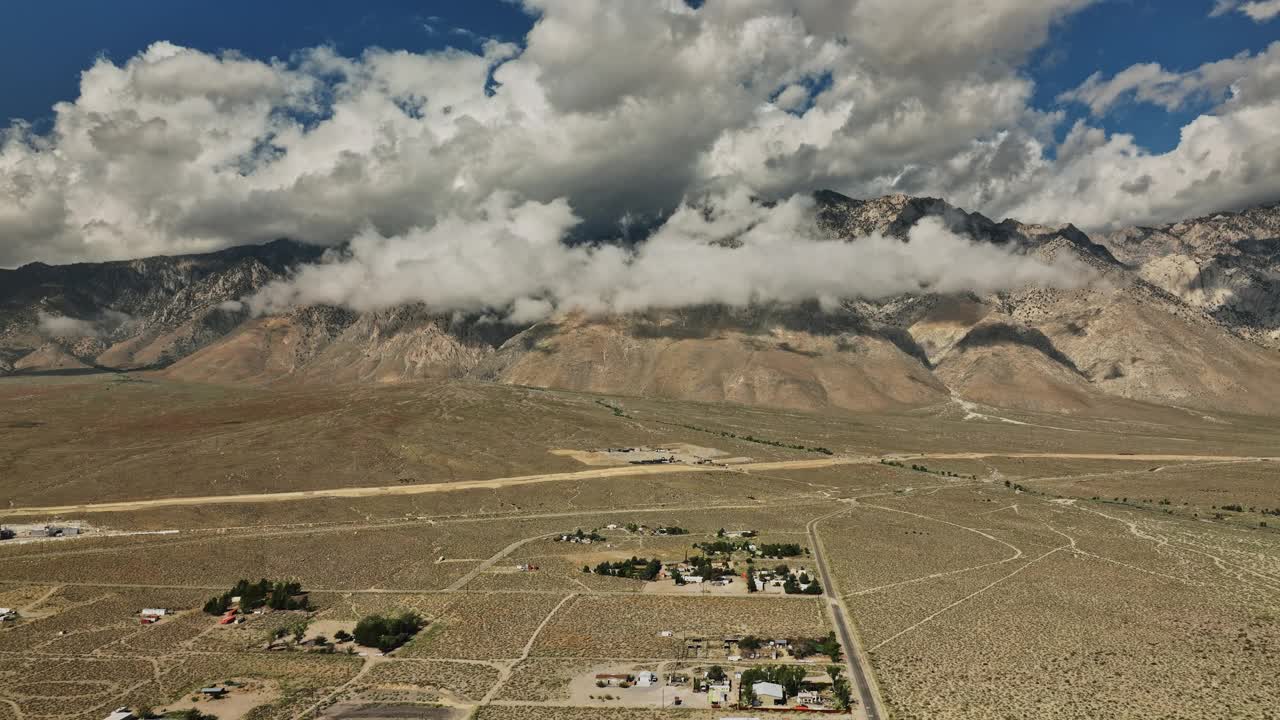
[808,508,885,720]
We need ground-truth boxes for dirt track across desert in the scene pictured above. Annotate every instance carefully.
[2,452,1271,518]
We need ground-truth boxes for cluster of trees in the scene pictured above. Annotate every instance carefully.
[202,579,307,615]
[661,421,834,455]
[557,528,606,542]
[683,555,734,581]
[654,525,689,535]
[790,632,842,662]
[587,557,662,580]
[783,571,823,595]
[758,543,805,558]
[739,664,808,705]
[693,539,802,559]
[738,663,857,710]
[883,459,975,479]
[694,539,749,555]
[353,611,425,652]
[826,666,854,710]
[595,399,630,417]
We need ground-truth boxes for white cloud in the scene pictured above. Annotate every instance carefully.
[0,0,1277,284]
[36,309,133,338]
[248,189,1092,321]
[1059,42,1280,115]
[37,312,98,338]
[1212,0,1280,22]
[1017,41,1280,228]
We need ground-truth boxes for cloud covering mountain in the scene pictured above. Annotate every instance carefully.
[1,0,1278,273]
[246,190,1092,322]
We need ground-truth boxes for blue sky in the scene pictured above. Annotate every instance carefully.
[2,1,1274,153]
[1031,1,1280,152]
[0,1,532,131]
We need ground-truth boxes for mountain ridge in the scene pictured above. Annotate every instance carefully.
[4,192,1279,416]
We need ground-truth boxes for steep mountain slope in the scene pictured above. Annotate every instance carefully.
[165,305,518,385]
[0,239,325,372]
[1101,204,1280,349]
[481,306,946,413]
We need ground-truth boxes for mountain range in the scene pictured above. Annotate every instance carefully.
[3,191,1279,417]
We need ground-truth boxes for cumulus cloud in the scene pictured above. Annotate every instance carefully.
[248,190,1091,321]
[1007,41,1280,228]
[0,0,1277,280]
[1212,0,1280,22]
[1059,42,1280,115]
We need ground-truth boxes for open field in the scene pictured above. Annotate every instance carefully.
[1,375,1278,718]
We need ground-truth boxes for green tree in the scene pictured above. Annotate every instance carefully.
[832,677,853,710]
[353,611,425,652]
[779,665,805,697]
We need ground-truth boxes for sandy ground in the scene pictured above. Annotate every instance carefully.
[157,679,280,720]
[563,663,675,708]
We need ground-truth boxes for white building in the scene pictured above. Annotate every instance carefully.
[140,608,168,618]
[104,709,137,720]
[637,671,658,687]
[752,681,785,702]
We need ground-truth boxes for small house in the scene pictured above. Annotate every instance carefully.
[199,687,228,698]
[104,709,137,720]
[636,671,658,687]
[797,690,826,706]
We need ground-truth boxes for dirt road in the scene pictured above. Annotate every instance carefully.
[0,457,861,518]
[2,451,1267,519]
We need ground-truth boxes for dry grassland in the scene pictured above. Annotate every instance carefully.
[0,527,481,590]
[356,659,501,702]
[1031,460,1280,519]
[833,485,1280,719]
[871,552,1279,720]
[532,595,830,658]
[401,592,570,660]
[493,659,601,702]
[822,501,1015,594]
[311,592,457,622]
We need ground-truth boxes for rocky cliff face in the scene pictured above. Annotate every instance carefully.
[3,193,1278,416]
[1101,204,1280,350]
